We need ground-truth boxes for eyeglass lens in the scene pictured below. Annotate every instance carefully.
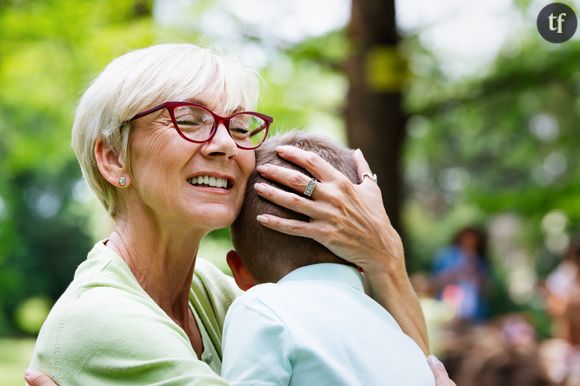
[173,105,267,148]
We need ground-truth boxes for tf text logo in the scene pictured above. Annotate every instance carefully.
[537,3,577,43]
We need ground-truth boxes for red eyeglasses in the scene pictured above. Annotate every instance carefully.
[125,101,273,150]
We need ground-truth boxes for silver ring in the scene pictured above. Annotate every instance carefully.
[361,172,378,183]
[304,178,318,197]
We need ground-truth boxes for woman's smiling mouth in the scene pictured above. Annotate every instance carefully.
[187,175,233,190]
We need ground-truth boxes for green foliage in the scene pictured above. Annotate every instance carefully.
[0,338,36,386]
[404,36,580,244]
[402,28,580,321]
[0,0,154,335]
[15,296,51,334]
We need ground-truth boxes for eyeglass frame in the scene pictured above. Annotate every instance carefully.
[122,101,273,150]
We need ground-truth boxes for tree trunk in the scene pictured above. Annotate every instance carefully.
[346,0,406,234]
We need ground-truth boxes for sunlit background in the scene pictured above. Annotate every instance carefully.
[1,0,580,384]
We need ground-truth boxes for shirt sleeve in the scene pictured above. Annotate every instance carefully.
[40,286,230,386]
[221,292,293,386]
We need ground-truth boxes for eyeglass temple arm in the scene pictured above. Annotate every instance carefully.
[248,123,267,137]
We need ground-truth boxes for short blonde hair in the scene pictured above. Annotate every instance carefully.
[72,43,260,216]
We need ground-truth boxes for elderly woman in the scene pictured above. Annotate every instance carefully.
[27,43,437,385]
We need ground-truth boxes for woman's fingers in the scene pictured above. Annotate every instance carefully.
[24,369,58,386]
[353,149,370,178]
[256,214,320,239]
[275,145,344,182]
[254,183,324,218]
[256,164,322,198]
[353,149,372,183]
[427,356,457,386]
[257,147,398,272]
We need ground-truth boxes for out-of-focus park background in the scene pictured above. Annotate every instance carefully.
[1,0,580,384]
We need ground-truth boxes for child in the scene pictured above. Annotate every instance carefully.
[222,132,435,386]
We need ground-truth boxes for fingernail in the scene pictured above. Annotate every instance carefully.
[254,183,266,192]
[275,145,291,153]
[427,355,441,366]
[256,165,267,173]
[256,214,267,222]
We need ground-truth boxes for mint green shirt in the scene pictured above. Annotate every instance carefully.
[30,241,241,385]
[221,263,435,386]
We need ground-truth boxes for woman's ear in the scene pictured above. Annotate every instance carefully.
[94,138,130,188]
[226,250,256,291]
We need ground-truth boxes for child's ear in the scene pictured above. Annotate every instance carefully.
[226,250,257,291]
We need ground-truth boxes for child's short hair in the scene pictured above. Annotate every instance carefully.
[232,131,359,283]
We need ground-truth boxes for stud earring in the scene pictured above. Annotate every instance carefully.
[119,176,127,186]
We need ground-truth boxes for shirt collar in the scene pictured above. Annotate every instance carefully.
[278,263,364,292]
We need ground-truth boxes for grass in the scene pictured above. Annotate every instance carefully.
[0,338,35,386]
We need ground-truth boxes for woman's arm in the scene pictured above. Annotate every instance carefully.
[26,358,458,386]
[252,145,429,354]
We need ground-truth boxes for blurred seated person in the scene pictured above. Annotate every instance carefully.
[546,239,580,343]
[539,338,580,386]
[441,314,549,386]
[432,226,491,323]
[541,239,580,385]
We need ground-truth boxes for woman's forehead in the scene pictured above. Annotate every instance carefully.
[173,87,248,116]
[181,94,245,115]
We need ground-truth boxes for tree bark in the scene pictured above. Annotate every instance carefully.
[346,0,406,233]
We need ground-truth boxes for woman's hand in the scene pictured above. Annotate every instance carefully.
[24,369,57,386]
[254,145,429,353]
[254,146,401,274]
[428,356,457,386]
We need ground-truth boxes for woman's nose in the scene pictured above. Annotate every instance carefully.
[202,123,238,158]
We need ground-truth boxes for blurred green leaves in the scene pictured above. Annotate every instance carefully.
[0,0,154,335]
[403,32,580,304]
[15,296,51,334]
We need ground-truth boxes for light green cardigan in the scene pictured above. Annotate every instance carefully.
[30,241,241,385]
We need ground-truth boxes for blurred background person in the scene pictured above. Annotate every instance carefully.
[539,239,580,386]
[447,314,550,386]
[546,239,580,343]
[432,226,491,324]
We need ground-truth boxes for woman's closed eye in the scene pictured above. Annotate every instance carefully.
[176,116,213,132]
[229,126,249,137]
[177,119,204,126]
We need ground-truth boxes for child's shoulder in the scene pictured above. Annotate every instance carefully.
[234,282,278,304]
[226,282,286,317]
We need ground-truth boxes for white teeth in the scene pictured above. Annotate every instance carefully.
[188,175,228,189]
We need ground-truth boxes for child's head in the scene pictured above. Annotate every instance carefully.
[228,132,358,288]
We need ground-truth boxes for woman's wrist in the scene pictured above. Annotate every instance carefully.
[360,225,406,276]
[363,253,430,355]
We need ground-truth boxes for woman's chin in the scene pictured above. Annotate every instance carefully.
[186,206,237,230]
